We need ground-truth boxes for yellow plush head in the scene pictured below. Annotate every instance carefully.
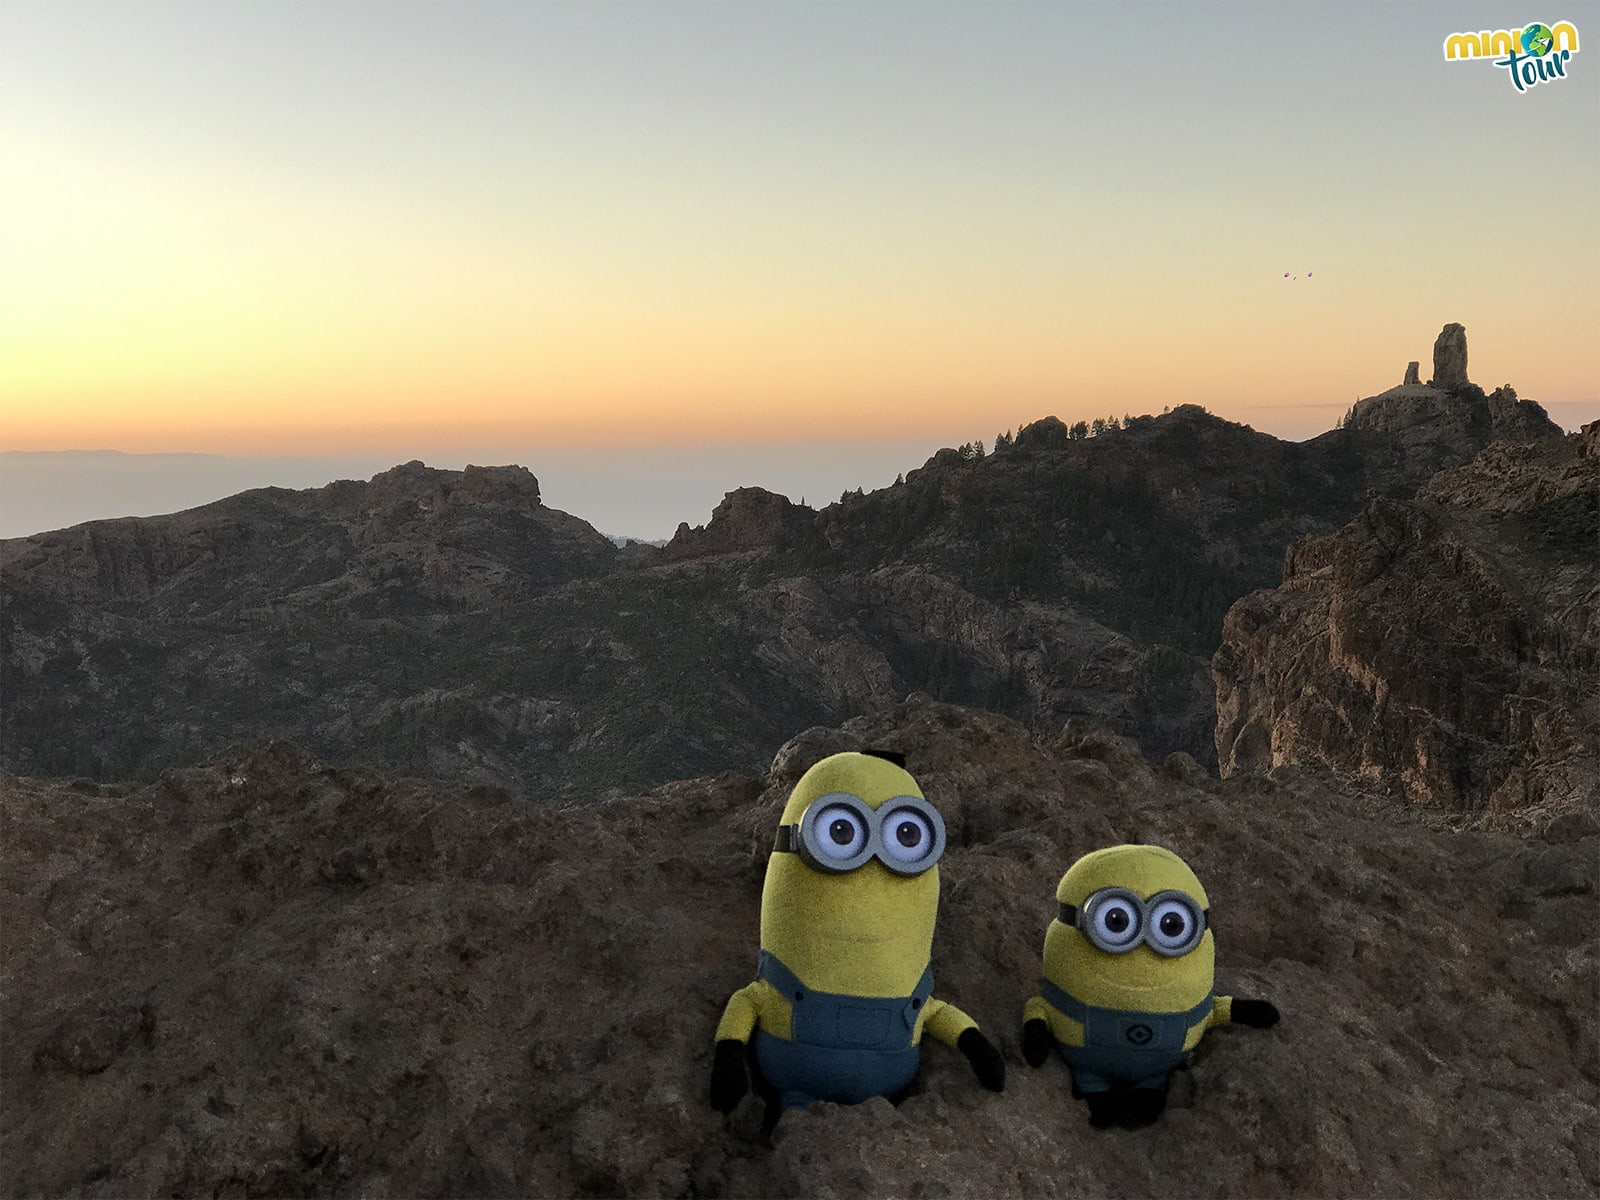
[1042,844,1214,1014]
[760,751,944,998]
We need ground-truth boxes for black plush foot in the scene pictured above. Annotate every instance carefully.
[1085,1092,1125,1128]
[957,1028,1006,1092]
[1122,1087,1168,1127]
[709,1039,750,1114]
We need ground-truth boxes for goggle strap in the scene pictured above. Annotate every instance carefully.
[774,825,798,854]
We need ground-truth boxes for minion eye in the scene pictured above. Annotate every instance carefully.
[880,808,934,866]
[1146,896,1204,956]
[811,804,867,862]
[1087,894,1142,951]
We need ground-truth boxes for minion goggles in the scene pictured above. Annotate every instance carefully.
[773,791,946,876]
[1060,887,1209,957]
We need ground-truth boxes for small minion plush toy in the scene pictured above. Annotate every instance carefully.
[1022,844,1278,1128]
[711,750,1005,1127]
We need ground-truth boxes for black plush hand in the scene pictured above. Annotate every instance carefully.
[1231,998,1280,1028]
[709,1039,749,1113]
[1021,1018,1054,1067]
[957,1028,1006,1092]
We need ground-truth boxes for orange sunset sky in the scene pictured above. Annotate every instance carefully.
[2,3,1597,483]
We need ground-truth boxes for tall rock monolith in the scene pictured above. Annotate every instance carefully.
[1430,323,1468,389]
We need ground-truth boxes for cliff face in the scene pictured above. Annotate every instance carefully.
[3,700,1594,1197]
[1215,424,1599,827]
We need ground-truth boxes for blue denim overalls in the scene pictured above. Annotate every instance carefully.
[1041,978,1213,1093]
[753,950,935,1109]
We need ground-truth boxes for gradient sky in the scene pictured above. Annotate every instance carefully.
[2,2,1597,484]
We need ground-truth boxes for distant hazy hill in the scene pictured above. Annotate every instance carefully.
[0,386,1563,801]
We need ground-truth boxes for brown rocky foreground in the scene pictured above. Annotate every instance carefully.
[3,697,1596,1197]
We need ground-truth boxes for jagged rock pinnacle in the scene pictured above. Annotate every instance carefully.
[1430,323,1468,388]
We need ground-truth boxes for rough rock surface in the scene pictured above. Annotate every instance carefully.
[659,488,807,563]
[1215,425,1599,827]
[1403,361,1420,386]
[1342,353,1563,490]
[1431,322,1469,388]
[3,698,1595,1197]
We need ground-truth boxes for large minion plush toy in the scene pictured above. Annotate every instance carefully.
[711,750,1005,1126]
[1022,844,1278,1128]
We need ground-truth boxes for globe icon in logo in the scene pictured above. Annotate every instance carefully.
[1521,23,1554,56]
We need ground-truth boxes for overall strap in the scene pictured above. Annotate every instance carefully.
[757,949,807,999]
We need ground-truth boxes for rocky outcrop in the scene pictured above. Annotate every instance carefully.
[1340,328,1562,491]
[306,460,543,518]
[1431,322,1469,388]
[3,701,1594,1197]
[658,487,809,563]
[1344,381,1560,447]
[1484,383,1563,441]
[1403,361,1420,386]
[1215,427,1599,828]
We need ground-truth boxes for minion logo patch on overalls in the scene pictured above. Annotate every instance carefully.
[710,750,1005,1128]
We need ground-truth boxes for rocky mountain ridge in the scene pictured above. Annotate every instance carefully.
[0,327,1569,808]
[0,460,616,611]
[3,698,1594,1197]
